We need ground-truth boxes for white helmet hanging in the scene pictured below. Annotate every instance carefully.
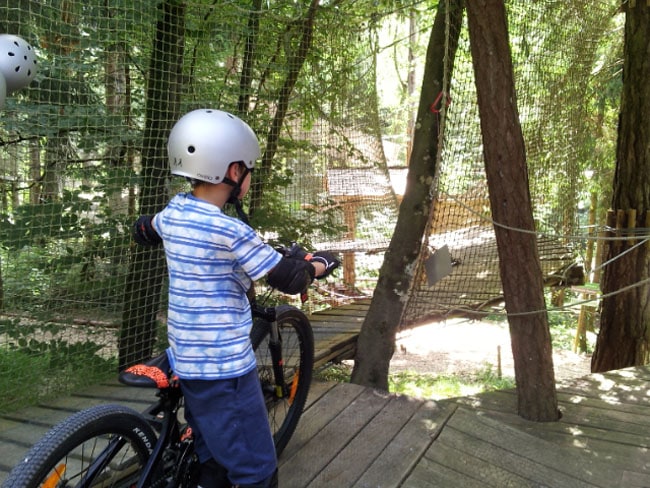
[0,34,37,93]
[167,109,261,184]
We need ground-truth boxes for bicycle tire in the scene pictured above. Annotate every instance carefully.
[2,403,158,488]
[251,304,314,455]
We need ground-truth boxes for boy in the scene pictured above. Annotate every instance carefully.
[133,109,339,487]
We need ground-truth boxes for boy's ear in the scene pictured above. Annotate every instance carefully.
[225,162,238,179]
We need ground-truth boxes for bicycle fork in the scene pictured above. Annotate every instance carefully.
[267,321,299,405]
[265,321,285,399]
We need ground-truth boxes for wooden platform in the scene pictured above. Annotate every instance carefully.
[279,366,650,487]
[1,367,649,487]
[1,302,650,486]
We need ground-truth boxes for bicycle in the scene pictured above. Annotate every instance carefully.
[2,298,314,488]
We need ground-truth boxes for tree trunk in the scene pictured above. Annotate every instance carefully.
[466,0,559,421]
[119,0,185,370]
[592,2,650,372]
[350,0,464,391]
[249,0,320,217]
[237,0,263,117]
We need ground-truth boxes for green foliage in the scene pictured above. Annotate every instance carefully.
[390,366,515,400]
[316,362,515,400]
[0,317,117,413]
[0,176,134,312]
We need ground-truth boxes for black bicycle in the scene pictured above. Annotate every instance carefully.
[2,301,314,488]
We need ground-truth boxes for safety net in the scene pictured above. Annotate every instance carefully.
[0,0,619,410]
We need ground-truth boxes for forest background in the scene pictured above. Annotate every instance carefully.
[0,0,636,417]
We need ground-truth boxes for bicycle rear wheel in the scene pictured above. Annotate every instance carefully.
[251,304,314,455]
[2,404,157,488]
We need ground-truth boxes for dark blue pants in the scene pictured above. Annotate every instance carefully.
[180,369,277,486]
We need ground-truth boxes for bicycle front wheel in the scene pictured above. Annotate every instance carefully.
[251,304,314,455]
[2,404,157,488]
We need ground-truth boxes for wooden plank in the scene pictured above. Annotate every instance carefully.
[420,442,534,487]
[33,393,150,414]
[0,418,52,465]
[436,426,601,488]
[448,388,518,415]
[278,382,366,464]
[308,317,364,328]
[622,470,650,488]
[556,390,650,417]
[71,381,159,404]
[355,400,457,488]
[302,380,337,410]
[403,455,488,488]
[309,393,424,486]
[558,373,650,407]
[441,408,613,487]
[558,402,650,437]
[309,302,370,319]
[279,386,392,488]
[483,407,650,451]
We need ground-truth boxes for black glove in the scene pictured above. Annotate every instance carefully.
[280,242,309,260]
[310,251,340,279]
[133,215,162,246]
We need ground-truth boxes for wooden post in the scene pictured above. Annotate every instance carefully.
[342,201,357,289]
[615,209,625,251]
[572,285,598,354]
[627,208,637,246]
[584,192,597,277]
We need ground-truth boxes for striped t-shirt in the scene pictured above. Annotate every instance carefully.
[153,193,281,380]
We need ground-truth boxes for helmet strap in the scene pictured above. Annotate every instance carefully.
[224,163,252,225]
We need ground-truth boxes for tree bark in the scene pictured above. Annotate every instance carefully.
[350,0,464,391]
[119,0,185,370]
[592,2,650,372]
[466,0,559,421]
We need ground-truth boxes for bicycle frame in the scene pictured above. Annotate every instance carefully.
[105,303,291,488]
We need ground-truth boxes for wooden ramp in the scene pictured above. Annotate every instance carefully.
[309,300,368,369]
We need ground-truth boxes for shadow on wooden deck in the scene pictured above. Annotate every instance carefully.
[279,366,650,487]
[1,301,649,487]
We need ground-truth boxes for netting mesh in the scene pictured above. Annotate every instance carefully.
[0,0,619,410]
[402,0,619,323]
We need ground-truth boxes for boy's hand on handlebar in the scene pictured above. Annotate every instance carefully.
[277,243,340,279]
[280,242,310,260]
[310,251,340,279]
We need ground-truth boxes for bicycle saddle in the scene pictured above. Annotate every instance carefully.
[118,352,173,389]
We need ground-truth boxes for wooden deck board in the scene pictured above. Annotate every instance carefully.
[280,387,394,488]
[354,400,456,488]
[435,408,611,488]
[1,301,650,487]
[403,455,488,488]
[309,393,425,487]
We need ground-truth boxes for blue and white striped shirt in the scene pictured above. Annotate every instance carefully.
[153,193,281,380]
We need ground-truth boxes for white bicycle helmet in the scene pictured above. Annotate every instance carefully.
[0,34,37,93]
[167,109,261,184]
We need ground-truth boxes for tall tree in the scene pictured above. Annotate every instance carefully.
[350,0,465,390]
[592,2,650,372]
[249,0,321,217]
[119,0,185,370]
[466,0,558,421]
